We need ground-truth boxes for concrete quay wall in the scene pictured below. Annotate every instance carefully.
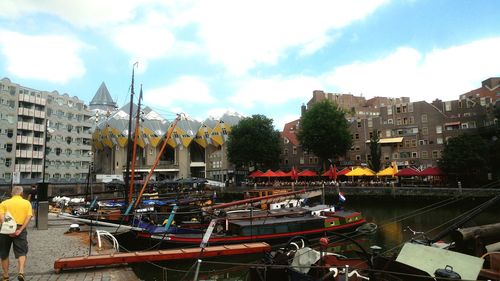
[217,185,500,201]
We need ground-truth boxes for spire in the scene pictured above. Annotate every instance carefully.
[90,82,117,111]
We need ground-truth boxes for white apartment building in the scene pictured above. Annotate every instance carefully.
[0,78,93,184]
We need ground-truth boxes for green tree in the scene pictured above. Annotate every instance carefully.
[439,134,489,187]
[368,129,381,172]
[226,114,281,170]
[297,100,352,168]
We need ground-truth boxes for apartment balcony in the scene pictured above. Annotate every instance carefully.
[16,135,33,144]
[18,93,46,106]
[33,137,44,145]
[15,149,30,158]
[14,164,31,172]
[32,151,44,158]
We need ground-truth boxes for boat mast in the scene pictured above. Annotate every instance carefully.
[124,62,138,205]
[128,84,143,204]
[134,114,181,209]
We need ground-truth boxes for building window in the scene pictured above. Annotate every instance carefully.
[355,155,361,161]
[404,140,411,148]
[400,152,410,158]
[411,152,418,158]
[355,133,359,139]
[300,157,304,164]
[292,146,297,155]
[392,153,398,159]
[421,151,428,159]
[357,121,362,128]
[432,150,439,159]
[385,130,391,137]
[284,149,288,155]
[367,118,373,128]
[411,139,417,147]
[422,127,428,135]
[436,125,442,134]
[419,139,428,146]
[436,137,443,144]
[408,103,414,112]
[409,116,414,124]
[387,107,392,115]
[421,114,427,123]
[396,118,401,125]
[388,119,393,124]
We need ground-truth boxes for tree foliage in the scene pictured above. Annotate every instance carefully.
[368,129,381,172]
[226,114,281,170]
[439,134,489,187]
[297,100,352,167]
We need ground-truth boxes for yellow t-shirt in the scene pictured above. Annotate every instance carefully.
[0,195,33,225]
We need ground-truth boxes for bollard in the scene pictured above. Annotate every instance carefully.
[37,201,49,230]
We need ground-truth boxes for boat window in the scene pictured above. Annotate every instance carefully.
[259,226,274,235]
[275,224,288,234]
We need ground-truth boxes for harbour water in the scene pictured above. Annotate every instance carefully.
[131,193,500,280]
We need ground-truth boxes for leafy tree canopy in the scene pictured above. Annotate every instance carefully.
[297,100,352,167]
[226,114,281,170]
[368,129,381,172]
[439,134,489,186]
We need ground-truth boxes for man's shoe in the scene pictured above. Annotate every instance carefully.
[16,273,24,281]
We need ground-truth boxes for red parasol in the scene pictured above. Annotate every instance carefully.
[394,167,420,177]
[419,167,444,177]
[286,166,299,180]
[274,170,288,177]
[298,169,318,177]
[259,169,277,177]
[248,170,263,178]
[337,168,351,176]
[321,164,338,180]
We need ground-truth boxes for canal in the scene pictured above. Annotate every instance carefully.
[132,192,500,280]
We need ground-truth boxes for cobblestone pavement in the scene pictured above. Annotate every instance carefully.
[3,214,140,281]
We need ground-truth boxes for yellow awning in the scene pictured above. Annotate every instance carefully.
[377,166,396,176]
[366,137,404,144]
[346,167,376,177]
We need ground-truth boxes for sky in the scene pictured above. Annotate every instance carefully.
[0,0,499,129]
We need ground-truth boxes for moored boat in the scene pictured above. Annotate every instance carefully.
[116,204,366,250]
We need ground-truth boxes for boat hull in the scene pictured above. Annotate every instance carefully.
[115,218,366,251]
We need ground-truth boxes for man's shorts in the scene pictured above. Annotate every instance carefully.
[0,228,28,259]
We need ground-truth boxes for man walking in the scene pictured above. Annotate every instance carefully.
[0,186,33,281]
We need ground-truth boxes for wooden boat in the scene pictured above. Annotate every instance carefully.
[116,205,366,250]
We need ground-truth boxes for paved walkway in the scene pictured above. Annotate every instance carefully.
[4,214,140,281]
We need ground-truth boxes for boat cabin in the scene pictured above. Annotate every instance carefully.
[227,216,324,236]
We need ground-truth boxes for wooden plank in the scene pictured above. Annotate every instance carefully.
[54,242,271,271]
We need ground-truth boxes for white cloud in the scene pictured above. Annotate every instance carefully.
[144,76,215,107]
[0,30,86,83]
[324,37,500,102]
[229,75,323,108]
[273,113,300,131]
[0,0,144,28]
[177,0,389,74]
